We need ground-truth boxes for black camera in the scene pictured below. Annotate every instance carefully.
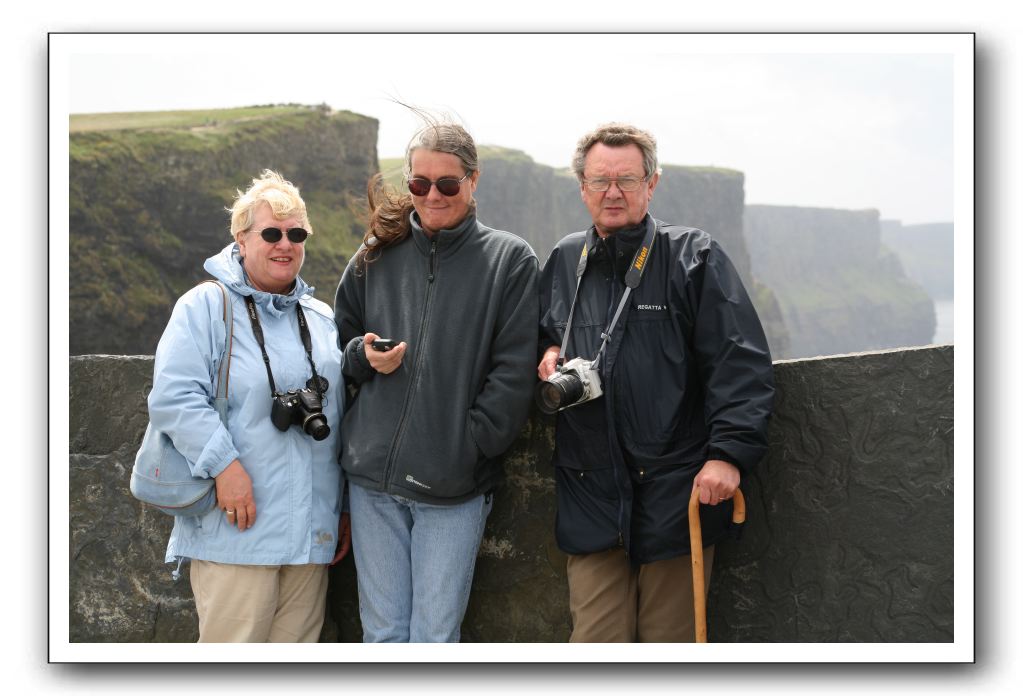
[534,357,603,414]
[270,377,330,441]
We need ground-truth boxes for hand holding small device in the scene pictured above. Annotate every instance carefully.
[364,333,406,374]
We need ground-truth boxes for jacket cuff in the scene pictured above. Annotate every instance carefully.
[706,447,741,470]
[343,336,375,384]
[194,423,240,479]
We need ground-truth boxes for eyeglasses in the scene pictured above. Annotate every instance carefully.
[259,227,309,244]
[582,176,648,193]
[407,172,472,197]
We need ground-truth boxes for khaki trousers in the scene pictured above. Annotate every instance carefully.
[190,560,328,643]
[566,546,714,642]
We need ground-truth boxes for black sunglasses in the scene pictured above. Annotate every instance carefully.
[407,172,471,197]
[259,227,309,244]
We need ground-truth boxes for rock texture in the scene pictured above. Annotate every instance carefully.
[69,355,198,641]
[709,346,954,641]
[69,345,953,642]
[745,205,936,359]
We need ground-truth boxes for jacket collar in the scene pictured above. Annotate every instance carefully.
[409,209,477,256]
[588,215,651,252]
[203,242,312,318]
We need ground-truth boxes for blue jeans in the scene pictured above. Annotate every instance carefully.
[348,483,493,642]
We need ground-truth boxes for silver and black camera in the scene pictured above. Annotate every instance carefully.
[270,376,330,441]
[535,357,603,414]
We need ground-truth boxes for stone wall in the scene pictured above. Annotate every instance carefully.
[69,345,953,642]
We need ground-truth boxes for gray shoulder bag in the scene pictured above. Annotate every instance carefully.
[129,280,233,516]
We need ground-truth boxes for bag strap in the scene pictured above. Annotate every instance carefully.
[198,280,233,403]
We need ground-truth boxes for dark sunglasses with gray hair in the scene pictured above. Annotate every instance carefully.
[407,172,472,197]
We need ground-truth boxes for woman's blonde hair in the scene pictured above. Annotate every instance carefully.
[229,169,312,241]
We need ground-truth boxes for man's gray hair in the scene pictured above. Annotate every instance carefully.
[571,123,661,181]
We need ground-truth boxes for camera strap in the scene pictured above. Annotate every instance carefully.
[559,217,658,367]
[243,295,323,397]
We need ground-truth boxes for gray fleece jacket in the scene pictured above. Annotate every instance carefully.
[334,211,539,504]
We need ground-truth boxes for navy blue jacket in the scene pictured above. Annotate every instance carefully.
[539,215,774,563]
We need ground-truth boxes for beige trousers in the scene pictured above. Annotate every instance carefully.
[189,560,328,643]
[566,545,714,642]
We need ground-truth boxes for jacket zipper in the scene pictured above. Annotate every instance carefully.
[382,239,438,489]
[600,244,629,554]
[612,254,628,554]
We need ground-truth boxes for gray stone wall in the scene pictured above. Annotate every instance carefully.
[69,345,953,642]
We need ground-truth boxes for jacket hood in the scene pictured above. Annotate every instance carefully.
[203,243,314,317]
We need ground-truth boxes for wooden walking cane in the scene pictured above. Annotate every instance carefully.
[688,486,746,642]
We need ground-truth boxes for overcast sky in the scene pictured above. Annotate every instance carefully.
[60,34,961,226]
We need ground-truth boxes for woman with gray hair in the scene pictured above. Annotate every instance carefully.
[334,121,539,642]
[149,170,348,642]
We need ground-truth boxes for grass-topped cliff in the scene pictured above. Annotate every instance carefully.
[880,220,954,302]
[745,205,935,358]
[387,146,788,356]
[69,109,788,356]
[70,104,376,355]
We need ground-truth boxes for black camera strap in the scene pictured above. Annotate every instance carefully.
[294,300,325,397]
[559,216,657,367]
[243,295,323,398]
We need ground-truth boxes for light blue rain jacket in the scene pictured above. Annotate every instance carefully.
[153,243,344,566]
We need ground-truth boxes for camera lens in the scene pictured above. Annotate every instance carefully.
[303,413,331,441]
[535,373,585,414]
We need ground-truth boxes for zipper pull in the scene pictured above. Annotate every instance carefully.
[428,240,437,283]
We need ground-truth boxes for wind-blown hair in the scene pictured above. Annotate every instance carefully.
[571,122,661,181]
[402,122,479,181]
[354,115,479,271]
[229,169,311,241]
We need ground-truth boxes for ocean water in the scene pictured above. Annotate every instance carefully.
[933,299,954,344]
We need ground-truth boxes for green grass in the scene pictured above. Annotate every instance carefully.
[477,145,535,164]
[378,158,406,189]
[661,163,742,177]
[69,105,315,132]
[68,103,370,133]
[69,104,381,349]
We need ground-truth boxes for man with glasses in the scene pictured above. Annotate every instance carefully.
[537,123,775,642]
